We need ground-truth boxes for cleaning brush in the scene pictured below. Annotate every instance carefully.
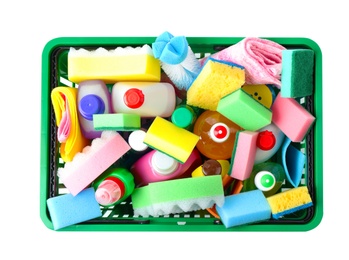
[152,31,201,91]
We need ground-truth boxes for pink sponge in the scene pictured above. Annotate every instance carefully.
[229,130,258,180]
[58,131,131,196]
[271,94,315,142]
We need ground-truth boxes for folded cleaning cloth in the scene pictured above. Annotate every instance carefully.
[152,31,201,91]
[51,87,90,162]
[201,37,286,87]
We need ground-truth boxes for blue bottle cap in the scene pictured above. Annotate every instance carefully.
[79,94,105,120]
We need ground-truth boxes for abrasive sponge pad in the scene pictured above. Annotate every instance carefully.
[46,187,102,230]
[217,88,272,131]
[266,186,313,219]
[187,57,245,111]
[132,175,224,217]
[216,190,271,228]
[281,49,314,98]
[143,116,200,163]
[68,45,161,84]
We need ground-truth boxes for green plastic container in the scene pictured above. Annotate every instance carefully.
[40,36,323,231]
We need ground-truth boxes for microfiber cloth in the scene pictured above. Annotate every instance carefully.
[51,87,90,162]
[152,31,201,91]
[201,37,286,87]
[280,137,306,188]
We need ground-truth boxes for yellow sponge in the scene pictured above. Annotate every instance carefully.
[266,186,313,219]
[68,45,161,84]
[143,116,200,163]
[187,58,245,111]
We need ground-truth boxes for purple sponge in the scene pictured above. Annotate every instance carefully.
[46,187,102,230]
[216,189,271,228]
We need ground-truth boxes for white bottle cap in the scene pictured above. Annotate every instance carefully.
[254,171,276,192]
[128,129,148,152]
[151,150,179,175]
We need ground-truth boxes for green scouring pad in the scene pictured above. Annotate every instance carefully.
[131,175,224,217]
[281,49,314,98]
[93,113,141,131]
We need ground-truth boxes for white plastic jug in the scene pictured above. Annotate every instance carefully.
[77,80,112,139]
[111,82,176,117]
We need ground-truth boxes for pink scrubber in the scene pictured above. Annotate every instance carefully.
[229,130,259,180]
[200,37,286,87]
[58,131,131,196]
[271,94,315,142]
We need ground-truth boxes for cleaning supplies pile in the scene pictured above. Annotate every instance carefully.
[47,31,315,230]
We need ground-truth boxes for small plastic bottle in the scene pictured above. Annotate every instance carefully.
[193,110,243,160]
[77,80,112,139]
[130,148,203,187]
[111,81,176,117]
[241,162,286,197]
[92,168,135,207]
[254,123,285,164]
[191,159,230,178]
[171,104,200,130]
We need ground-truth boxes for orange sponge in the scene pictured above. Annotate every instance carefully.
[186,58,245,111]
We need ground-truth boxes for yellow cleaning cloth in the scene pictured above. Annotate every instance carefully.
[51,87,89,162]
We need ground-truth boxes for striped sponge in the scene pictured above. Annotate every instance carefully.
[217,88,272,131]
[68,45,160,84]
[271,93,315,142]
[58,131,131,196]
[186,57,245,111]
[46,187,102,230]
[266,186,313,219]
[229,130,258,180]
[131,175,224,217]
[143,116,200,163]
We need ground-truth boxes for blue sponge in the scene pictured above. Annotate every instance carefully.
[46,187,102,230]
[216,190,271,228]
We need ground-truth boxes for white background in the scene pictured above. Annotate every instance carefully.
[0,0,346,258]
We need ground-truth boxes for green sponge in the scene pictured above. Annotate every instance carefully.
[281,49,314,98]
[93,113,141,131]
[217,88,272,131]
[131,175,224,217]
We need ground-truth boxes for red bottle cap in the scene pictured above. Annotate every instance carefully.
[123,88,144,109]
[257,130,276,150]
[209,123,230,143]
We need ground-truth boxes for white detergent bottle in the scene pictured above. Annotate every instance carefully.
[77,80,112,139]
[111,81,176,117]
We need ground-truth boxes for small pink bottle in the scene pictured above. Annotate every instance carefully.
[130,148,202,187]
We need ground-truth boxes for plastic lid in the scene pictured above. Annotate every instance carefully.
[257,130,276,150]
[95,177,125,206]
[209,123,230,143]
[151,150,179,175]
[123,88,144,109]
[79,94,105,120]
[171,106,194,128]
[128,129,148,152]
[254,171,276,192]
[202,159,222,176]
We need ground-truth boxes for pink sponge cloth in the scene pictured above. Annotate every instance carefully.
[271,94,315,142]
[46,187,102,230]
[58,131,131,196]
[229,130,258,180]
